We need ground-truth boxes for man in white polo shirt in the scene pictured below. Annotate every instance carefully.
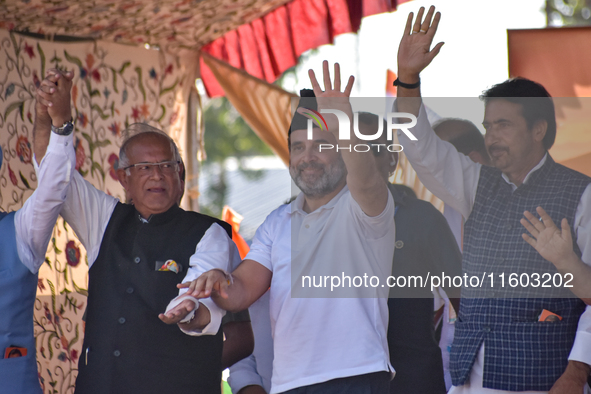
[184,62,395,394]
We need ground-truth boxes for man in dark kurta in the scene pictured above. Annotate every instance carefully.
[365,112,463,394]
[40,70,239,394]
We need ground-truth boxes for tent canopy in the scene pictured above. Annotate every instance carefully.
[0,0,400,97]
[0,0,291,50]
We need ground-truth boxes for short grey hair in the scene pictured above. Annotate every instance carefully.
[117,123,181,173]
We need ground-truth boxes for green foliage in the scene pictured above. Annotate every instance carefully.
[201,97,272,217]
[547,0,591,26]
[203,97,272,162]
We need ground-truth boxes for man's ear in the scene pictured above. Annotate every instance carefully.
[532,119,547,144]
[117,168,129,190]
[178,161,185,179]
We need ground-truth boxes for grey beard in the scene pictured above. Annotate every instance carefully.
[290,158,346,198]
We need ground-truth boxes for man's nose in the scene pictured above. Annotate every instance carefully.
[302,145,320,161]
[484,128,498,145]
[148,164,165,178]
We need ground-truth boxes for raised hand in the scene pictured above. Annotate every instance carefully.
[36,68,74,126]
[520,206,575,269]
[308,60,354,100]
[304,60,354,132]
[398,6,443,82]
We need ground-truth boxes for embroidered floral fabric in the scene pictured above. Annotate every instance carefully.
[0,29,186,393]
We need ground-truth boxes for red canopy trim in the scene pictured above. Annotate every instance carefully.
[201,0,404,97]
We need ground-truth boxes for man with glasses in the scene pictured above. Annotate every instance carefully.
[36,69,239,394]
[395,6,591,394]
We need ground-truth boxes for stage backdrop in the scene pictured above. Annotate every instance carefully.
[0,29,190,393]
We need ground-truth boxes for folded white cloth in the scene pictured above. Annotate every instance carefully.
[164,294,201,323]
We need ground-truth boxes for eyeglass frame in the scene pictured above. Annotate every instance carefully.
[122,160,181,176]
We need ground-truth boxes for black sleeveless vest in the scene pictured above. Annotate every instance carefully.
[75,203,231,394]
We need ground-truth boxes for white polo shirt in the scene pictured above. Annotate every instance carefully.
[246,185,395,394]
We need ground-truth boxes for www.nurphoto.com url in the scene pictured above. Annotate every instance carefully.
[300,272,575,292]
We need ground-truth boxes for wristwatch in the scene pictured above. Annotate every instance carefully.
[51,118,74,136]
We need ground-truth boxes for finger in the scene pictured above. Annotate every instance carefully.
[218,285,229,299]
[63,70,75,81]
[520,217,539,238]
[426,11,442,39]
[420,5,435,32]
[159,313,178,324]
[37,90,55,104]
[536,206,557,230]
[412,7,425,33]
[158,313,169,323]
[36,96,53,108]
[202,275,218,297]
[214,280,230,299]
[344,75,355,97]
[177,281,191,289]
[192,277,207,296]
[322,60,332,91]
[308,69,322,96]
[46,68,62,75]
[38,84,55,94]
[523,210,544,233]
[333,63,341,92]
[522,233,536,248]
[181,299,196,311]
[40,78,58,88]
[403,12,413,36]
[45,69,61,79]
[45,74,60,83]
[427,42,444,62]
[37,89,53,101]
[560,218,572,242]
[187,278,203,296]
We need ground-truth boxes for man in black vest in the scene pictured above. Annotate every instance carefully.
[364,112,462,394]
[394,6,591,394]
[36,69,238,394]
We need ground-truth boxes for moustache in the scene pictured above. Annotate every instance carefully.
[487,145,509,154]
[296,162,326,172]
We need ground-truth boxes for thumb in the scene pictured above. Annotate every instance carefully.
[561,218,572,241]
[427,42,444,62]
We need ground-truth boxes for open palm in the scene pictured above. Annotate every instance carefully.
[520,206,576,269]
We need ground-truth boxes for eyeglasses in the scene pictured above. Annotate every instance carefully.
[123,161,180,175]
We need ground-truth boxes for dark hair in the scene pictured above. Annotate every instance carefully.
[391,184,417,199]
[480,77,556,150]
[432,118,488,158]
[288,89,317,151]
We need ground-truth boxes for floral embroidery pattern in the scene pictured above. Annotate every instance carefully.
[0,0,290,50]
[0,29,187,393]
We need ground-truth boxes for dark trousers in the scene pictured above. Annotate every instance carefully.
[280,371,390,394]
